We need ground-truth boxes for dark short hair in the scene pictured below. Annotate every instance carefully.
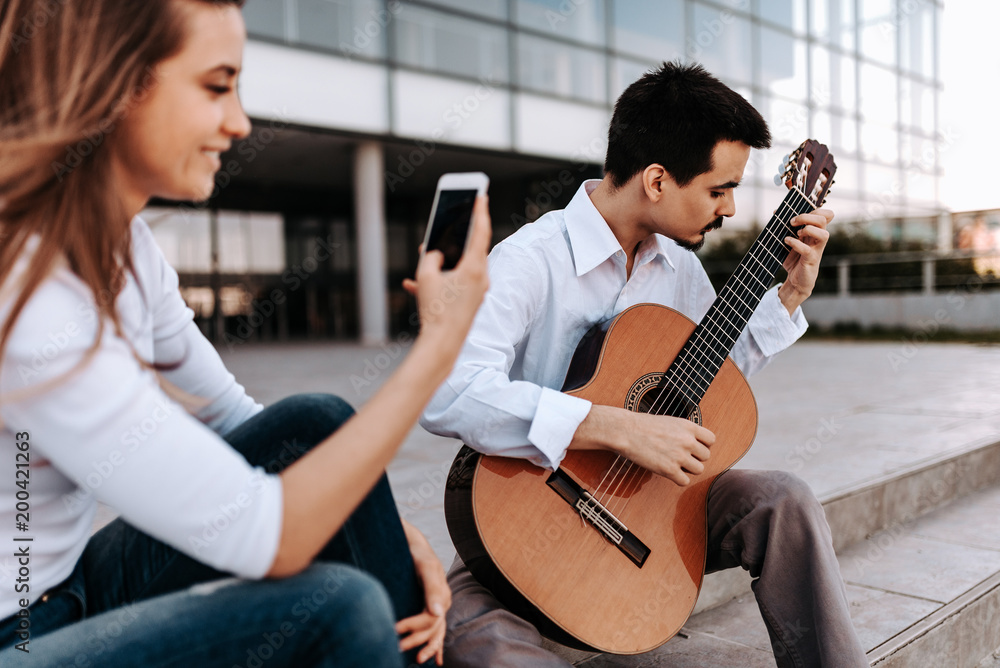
[604,61,771,188]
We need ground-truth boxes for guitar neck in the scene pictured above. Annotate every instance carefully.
[665,188,816,407]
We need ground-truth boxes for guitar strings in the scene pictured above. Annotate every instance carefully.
[599,189,813,512]
[592,197,804,513]
[592,188,815,517]
[597,202,801,515]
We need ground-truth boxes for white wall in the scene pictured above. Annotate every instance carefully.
[242,41,389,133]
[803,293,1000,333]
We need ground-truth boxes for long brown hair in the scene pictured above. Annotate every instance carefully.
[0,0,244,397]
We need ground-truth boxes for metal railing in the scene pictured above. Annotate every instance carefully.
[701,249,1000,296]
[820,249,1000,296]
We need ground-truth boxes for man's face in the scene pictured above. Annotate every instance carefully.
[654,140,751,251]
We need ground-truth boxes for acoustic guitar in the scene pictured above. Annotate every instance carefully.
[444,139,837,654]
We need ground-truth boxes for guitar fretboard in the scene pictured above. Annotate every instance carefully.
[656,187,816,412]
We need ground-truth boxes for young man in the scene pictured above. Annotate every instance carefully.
[421,62,867,668]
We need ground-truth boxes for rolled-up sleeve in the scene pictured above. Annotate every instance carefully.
[421,244,591,470]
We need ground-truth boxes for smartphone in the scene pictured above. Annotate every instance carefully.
[421,172,489,270]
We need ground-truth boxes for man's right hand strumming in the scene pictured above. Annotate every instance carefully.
[569,404,715,486]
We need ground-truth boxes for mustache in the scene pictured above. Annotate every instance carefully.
[701,217,724,234]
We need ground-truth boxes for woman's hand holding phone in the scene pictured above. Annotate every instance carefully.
[402,195,491,363]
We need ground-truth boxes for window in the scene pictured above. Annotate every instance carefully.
[859,0,895,66]
[515,0,606,46]
[860,123,898,165]
[517,34,606,103]
[394,5,509,82]
[757,0,806,35]
[811,0,854,51]
[244,0,287,41]
[859,63,897,126]
[811,46,857,112]
[690,3,752,86]
[760,26,808,102]
[612,0,684,61]
[298,0,386,57]
[899,2,936,78]
[612,58,655,100]
[421,0,507,20]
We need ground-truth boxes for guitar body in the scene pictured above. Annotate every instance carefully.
[444,303,758,654]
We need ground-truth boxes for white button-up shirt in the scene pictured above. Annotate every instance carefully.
[421,180,807,470]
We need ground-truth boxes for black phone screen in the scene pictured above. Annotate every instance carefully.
[426,189,477,270]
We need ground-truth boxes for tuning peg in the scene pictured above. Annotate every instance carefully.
[774,173,785,186]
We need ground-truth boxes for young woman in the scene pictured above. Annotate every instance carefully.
[0,1,489,666]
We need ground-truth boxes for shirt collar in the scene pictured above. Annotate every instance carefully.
[564,180,676,277]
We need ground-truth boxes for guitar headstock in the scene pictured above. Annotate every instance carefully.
[775,139,837,207]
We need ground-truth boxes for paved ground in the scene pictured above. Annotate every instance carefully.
[219,338,1000,566]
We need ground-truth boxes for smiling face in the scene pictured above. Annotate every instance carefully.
[647,140,752,251]
[111,0,250,213]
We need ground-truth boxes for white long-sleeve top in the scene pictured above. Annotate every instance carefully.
[0,217,280,620]
[420,180,807,470]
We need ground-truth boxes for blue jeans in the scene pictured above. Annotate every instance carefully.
[0,393,427,667]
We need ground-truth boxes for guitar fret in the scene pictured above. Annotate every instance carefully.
[666,187,818,404]
[701,311,740,347]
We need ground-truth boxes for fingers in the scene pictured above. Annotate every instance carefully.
[466,195,492,257]
[416,559,450,620]
[694,424,716,447]
[665,468,691,487]
[659,421,715,486]
[792,209,833,230]
[416,248,445,277]
[407,530,451,618]
[396,612,447,664]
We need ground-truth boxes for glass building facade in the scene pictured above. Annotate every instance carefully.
[150,0,945,341]
[241,0,944,234]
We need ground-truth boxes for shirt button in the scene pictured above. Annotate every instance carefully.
[40,593,51,603]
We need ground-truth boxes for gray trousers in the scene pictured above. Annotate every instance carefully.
[442,469,868,668]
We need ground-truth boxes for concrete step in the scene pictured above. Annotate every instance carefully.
[538,437,1000,667]
[562,476,1000,667]
[692,436,1000,615]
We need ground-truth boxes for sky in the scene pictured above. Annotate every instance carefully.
[939,2,1000,212]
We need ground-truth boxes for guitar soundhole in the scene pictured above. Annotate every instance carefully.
[627,373,702,424]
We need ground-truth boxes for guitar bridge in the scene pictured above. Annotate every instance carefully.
[546,469,651,568]
[575,492,624,544]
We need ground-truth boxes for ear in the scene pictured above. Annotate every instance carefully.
[641,164,670,203]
